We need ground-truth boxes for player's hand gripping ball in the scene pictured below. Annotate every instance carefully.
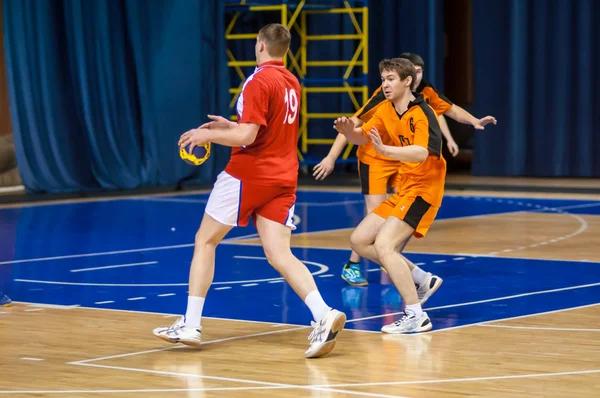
[179,142,211,166]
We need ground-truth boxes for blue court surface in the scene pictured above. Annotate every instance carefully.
[1,190,599,332]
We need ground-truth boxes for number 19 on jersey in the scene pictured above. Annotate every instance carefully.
[283,88,298,125]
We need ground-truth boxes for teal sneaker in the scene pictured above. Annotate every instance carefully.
[341,262,368,286]
[0,293,12,307]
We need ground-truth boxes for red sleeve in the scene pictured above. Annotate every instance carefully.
[238,77,269,127]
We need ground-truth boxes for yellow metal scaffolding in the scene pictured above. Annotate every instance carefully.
[225,1,369,162]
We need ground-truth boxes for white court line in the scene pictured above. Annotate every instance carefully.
[24,308,44,312]
[62,304,600,367]
[14,256,329,287]
[0,243,194,265]
[223,233,260,242]
[27,303,80,310]
[126,297,146,301]
[94,301,114,305]
[70,326,308,364]
[315,369,600,388]
[347,282,600,324]
[20,357,44,361]
[157,293,175,297]
[550,202,600,211]
[70,261,157,273]
[479,324,600,332]
[69,363,404,398]
[15,300,318,330]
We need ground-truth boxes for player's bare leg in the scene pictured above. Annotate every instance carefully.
[378,227,443,305]
[342,193,386,286]
[373,218,433,333]
[256,215,346,358]
[153,213,232,346]
[349,212,386,265]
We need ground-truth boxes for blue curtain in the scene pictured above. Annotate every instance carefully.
[471,0,600,177]
[4,0,229,193]
[368,0,445,93]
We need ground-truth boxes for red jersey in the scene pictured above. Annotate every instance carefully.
[225,60,301,187]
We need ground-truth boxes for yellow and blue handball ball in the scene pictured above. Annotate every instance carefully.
[179,142,211,166]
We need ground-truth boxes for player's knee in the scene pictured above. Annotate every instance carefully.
[350,231,370,256]
[373,238,394,260]
[194,230,218,247]
[263,246,290,269]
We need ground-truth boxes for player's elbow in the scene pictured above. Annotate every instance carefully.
[239,125,260,146]
[413,147,429,163]
[239,133,256,146]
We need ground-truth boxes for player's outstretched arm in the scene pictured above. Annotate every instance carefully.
[445,105,497,130]
[178,123,259,150]
[334,117,367,145]
[199,115,237,130]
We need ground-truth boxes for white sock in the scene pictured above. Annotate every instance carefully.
[184,296,205,328]
[304,290,331,323]
[411,266,429,285]
[405,303,423,317]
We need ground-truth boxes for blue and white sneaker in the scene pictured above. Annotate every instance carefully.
[341,262,368,286]
[381,310,432,334]
[0,293,11,307]
[416,274,443,305]
[305,309,346,358]
[153,316,202,347]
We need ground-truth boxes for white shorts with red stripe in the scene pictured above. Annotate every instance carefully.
[205,171,296,230]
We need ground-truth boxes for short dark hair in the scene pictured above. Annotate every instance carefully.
[258,23,291,58]
[378,58,416,86]
[399,52,425,69]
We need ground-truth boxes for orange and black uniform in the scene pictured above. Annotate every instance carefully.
[353,80,451,195]
[360,94,446,238]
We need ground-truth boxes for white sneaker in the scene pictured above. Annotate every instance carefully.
[417,273,443,305]
[305,309,346,358]
[381,310,432,334]
[152,316,202,347]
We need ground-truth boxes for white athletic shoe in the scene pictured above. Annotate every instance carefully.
[381,310,432,334]
[305,309,347,358]
[417,273,443,305]
[153,316,202,347]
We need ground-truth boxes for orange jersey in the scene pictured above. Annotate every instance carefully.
[353,81,452,164]
[353,88,396,164]
[361,94,446,206]
[415,80,453,115]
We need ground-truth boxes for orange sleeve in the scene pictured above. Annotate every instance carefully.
[354,87,386,122]
[423,86,453,115]
[413,106,443,158]
[413,115,430,150]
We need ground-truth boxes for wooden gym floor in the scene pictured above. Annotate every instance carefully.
[1,180,600,397]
